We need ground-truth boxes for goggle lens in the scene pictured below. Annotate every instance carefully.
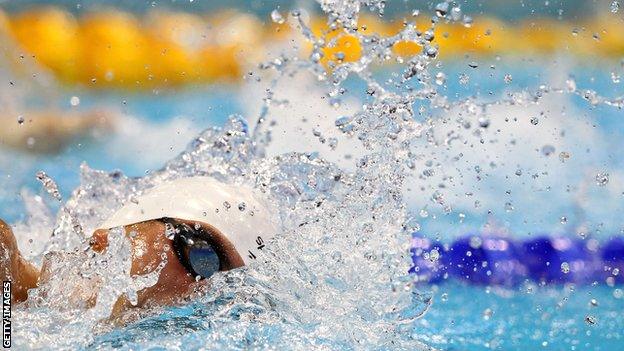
[188,246,220,278]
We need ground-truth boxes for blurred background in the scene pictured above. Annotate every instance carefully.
[0,0,622,238]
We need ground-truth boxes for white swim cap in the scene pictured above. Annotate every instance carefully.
[99,177,279,264]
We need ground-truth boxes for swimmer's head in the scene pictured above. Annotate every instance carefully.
[89,177,279,315]
[99,177,279,265]
[89,217,248,317]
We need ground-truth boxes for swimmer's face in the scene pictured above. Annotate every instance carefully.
[91,221,196,311]
[90,219,245,314]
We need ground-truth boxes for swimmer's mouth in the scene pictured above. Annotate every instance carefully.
[159,218,245,280]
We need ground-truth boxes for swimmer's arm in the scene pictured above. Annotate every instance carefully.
[0,219,40,303]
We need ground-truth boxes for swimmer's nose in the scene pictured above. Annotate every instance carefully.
[90,229,109,252]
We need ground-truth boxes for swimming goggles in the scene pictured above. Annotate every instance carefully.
[159,218,238,280]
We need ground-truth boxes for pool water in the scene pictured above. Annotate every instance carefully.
[416,283,623,351]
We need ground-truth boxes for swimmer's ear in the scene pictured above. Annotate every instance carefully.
[90,229,109,253]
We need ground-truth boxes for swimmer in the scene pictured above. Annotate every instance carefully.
[0,177,278,319]
[0,109,115,153]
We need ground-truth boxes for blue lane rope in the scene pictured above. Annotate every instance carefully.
[410,235,624,286]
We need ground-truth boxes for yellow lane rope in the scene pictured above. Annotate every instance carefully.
[1,7,622,88]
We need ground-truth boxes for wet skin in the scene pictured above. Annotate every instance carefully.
[0,218,245,318]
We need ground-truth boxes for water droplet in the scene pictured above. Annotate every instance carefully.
[335,116,353,133]
[503,74,512,84]
[428,249,440,262]
[458,212,466,223]
[424,45,438,58]
[585,315,597,325]
[223,201,231,210]
[559,151,571,162]
[271,9,285,24]
[611,0,620,13]
[434,2,449,17]
[530,117,539,125]
[469,236,482,249]
[311,52,322,63]
[595,172,609,186]
[423,30,435,42]
[504,202,514,212]
[440,292,448,302]
[459,73,470,85]
[560,216,568,224]
[565,78,577,92]
[589,298,598,307]
[35,171,62,201]
[435,72,446,85]
[482,308,493,320]
[17,115,24,125]
[164,223,176,240]
[541,145,555,156]
[70,96,80,106]
[560,262,570,274]
[450,7,462,21]
[238,202,247,211]
[478,117,490,128]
